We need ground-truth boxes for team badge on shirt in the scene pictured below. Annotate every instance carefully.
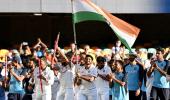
[134,67,137,71]
[103,69,105,72]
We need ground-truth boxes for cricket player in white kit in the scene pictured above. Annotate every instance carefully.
[95,56,112,100]
[56,47,75,100]
[51,67,60,100]
[55,62,75,100]
[31,58,54,100]
[77,54,98,100]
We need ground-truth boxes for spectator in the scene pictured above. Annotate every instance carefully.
[19,42,32,67]
[19,42,32,56]
[111,40,124,60]
[83,44,91,55]
[33,38,47,58]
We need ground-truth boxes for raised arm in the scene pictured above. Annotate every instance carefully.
[33,38,41,49]
[19,43,23,54]
[38,38,47,49]
[147,63,155,77]
[56,47,69,63]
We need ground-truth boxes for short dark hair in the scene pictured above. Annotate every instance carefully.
[129,53,138,58]
[156,47,164,53]
[116,60,124,67]
[148,53,154,59]
[40,56,46,61]
[97,56,106,63]
[12,57,20,63]
[86,55,93,60]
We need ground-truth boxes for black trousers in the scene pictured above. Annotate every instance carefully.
[8,93,23,100]
[150,86,169,100]
[22,94,32,100]
[129,90,141,100]
[141,91,147,100]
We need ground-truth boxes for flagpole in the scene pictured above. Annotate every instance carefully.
[71,0,77,45]
[5,55,7,88]
[71,0,79,65]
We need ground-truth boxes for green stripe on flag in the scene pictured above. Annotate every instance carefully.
[73,11,106,23]
[118,36,132,52]
[111,29,132,52]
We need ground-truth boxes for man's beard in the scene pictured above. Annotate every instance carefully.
[98,65,104,69]
[129,58,135,62]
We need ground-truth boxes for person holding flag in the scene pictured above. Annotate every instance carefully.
[55,46,75,100]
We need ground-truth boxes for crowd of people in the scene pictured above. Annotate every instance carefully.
[0,38,170,100]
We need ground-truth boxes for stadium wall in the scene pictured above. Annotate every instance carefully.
[0,0,170,13]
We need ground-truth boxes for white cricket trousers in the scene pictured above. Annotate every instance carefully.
[77,88,97,100]
[97,88,109,100]
[32,93,51,100]
[56,87,74,100]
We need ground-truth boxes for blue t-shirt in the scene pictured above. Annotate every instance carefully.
[141,78,146,92]
[9,67,26,94]
[125,64,142,91]
[112,72,128,100]
[152,61,170,88]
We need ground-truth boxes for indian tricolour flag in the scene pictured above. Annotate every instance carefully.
[72,0,140,50]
